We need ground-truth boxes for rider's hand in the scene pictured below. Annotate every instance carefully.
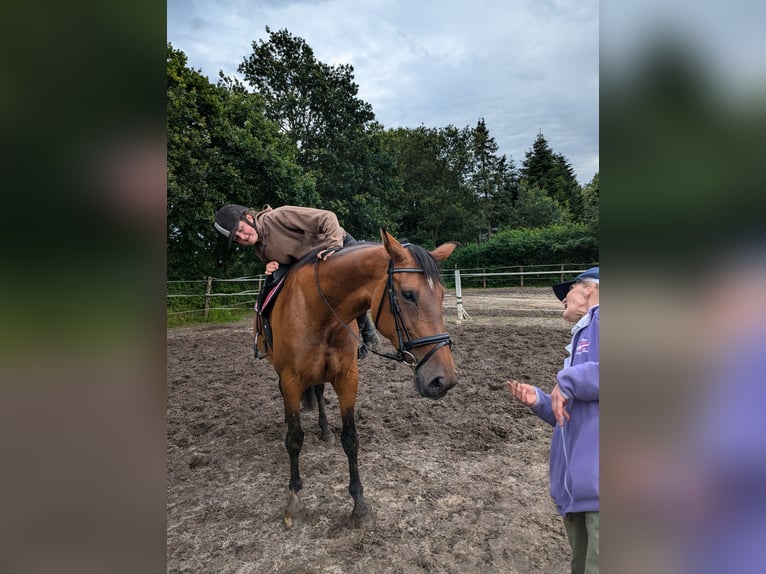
[317,246,341,261]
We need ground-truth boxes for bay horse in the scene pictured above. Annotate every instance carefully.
[261,228,458,528]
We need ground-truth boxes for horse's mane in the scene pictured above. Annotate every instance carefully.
[293,247,323,270]
[291,241,373,272]
[290,240,443,284]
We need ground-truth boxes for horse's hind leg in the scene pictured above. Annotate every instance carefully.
[281,377,306,528]
[299,385,334,444]
[300,387,315,410]
[314,384,335,444]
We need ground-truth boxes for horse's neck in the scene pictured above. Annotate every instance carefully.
[316,247,388,316]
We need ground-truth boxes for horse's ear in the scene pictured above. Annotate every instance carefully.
[380,227,408,264]
[430,241,460,262]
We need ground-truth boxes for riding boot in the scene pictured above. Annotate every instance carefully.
[254,302,270,361]
[357,313,380,360]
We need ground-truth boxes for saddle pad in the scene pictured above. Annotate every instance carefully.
[255,275,286,314]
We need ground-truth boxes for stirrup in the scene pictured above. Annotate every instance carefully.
[254,336,268,360]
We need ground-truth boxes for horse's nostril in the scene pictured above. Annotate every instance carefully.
[427,377,445,396]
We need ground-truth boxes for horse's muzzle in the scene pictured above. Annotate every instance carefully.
[416,374,456,400]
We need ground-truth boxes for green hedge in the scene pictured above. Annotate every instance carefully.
[445,223,598,268]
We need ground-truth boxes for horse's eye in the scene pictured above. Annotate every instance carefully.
[401,290,417,303]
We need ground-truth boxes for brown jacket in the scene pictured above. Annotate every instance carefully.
[249,205,346,264]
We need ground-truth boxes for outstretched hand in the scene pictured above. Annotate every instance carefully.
[506,380,537,407]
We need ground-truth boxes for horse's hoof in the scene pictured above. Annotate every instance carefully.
[352,506,375,529]
[283,492,304,529]
[321,430,336,445]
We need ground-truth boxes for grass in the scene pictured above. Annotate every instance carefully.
[166,307,254,328]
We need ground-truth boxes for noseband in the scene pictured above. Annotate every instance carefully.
[313,258,451,371]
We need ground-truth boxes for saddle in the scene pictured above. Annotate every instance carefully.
[253,266,289,359]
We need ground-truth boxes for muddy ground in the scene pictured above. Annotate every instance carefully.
[167,288,573,573]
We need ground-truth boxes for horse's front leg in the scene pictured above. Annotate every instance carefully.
[335,374,375,528]
[281,377,305,528]
[340,408,374,527]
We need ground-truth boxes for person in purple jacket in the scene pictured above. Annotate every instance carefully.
[506,266,600,574]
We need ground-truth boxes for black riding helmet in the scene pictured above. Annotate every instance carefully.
[214,204,250,246]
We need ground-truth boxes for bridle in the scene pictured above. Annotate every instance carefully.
[313,257,451,371]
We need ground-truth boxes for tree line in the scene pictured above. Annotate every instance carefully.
[168,27,598,280]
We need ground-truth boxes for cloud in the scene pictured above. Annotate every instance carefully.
[167,0,599,183]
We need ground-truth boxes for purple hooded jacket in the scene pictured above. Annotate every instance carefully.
[531,304,599,516]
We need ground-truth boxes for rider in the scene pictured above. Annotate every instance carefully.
[214,203,380,359]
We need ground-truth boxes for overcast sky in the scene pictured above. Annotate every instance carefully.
[167,0,599,184]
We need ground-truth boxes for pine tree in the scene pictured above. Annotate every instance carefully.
[521,132,582,220]
[470,118,500,239]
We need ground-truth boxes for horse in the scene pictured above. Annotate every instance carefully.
[260,228,459,528]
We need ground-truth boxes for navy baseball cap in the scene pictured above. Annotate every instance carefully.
[552,267,599,301]
[214,204,249,246]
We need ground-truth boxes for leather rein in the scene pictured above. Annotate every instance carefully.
[313,257,451,371]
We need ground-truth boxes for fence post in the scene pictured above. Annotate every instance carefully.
[561,264,565,283]
[482,269,486,289]
[455,269,472,323]
[520,265,524,287]
[204,276,212,319]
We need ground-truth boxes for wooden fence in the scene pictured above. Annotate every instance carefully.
[167,263,594,321]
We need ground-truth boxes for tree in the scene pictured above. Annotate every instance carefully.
[509,181,570,229]
[167,43,312,279]
[520,132,582,219]
[167,43,226,279]
[212,73,318,209]
[381,126,483,246]
[489,154,520,232]
[238,28,398,238]
[521,132,557,187]
[238,27,375,163]
[552,152,584,220]
[581,171,599,238]
[470,118,500,239]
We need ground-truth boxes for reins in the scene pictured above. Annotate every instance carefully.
[313,257,451,371]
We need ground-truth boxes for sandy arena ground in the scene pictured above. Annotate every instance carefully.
[168,288,573,573]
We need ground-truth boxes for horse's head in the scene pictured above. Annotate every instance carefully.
[372,229,459,399]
